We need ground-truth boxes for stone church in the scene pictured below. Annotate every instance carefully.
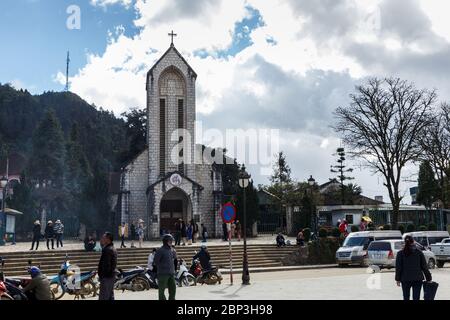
[118,42,224,239]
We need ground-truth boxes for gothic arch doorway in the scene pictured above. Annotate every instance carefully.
[160,187,192,234]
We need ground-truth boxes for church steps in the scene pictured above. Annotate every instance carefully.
[1,244,298,277]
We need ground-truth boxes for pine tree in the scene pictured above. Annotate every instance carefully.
[28,110,66,186]
[417,160,439,209]
[330,147,354,204]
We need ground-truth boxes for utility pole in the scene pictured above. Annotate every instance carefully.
[65,51,70,92]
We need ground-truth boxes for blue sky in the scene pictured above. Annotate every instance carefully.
[0,0,138,93]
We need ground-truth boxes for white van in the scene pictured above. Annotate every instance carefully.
[336,231,402,267]
[403,231,450,249]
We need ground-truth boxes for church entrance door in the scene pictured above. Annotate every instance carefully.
[160,199,183,234]
[159,187,191,235]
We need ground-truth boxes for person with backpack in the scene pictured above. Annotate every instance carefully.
[395,235,432,300]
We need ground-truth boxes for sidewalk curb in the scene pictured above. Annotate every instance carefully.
[219,264,337,274]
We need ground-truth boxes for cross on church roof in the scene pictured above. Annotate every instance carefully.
[168,30,177,46]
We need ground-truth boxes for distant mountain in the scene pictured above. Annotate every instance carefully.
[0,84,129,171]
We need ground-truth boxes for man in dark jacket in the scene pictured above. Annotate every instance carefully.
[154,234,177,300]
[193,244,212,270]
[30,220,41,251]
[201,223,208,242]
[45,221,55,250]
[98,232,117,300]
[395,236,432,300]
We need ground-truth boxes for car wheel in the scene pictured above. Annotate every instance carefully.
[428,258,436,269]
[437,260,445,268]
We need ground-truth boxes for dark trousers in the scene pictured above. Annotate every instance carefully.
[202,233,207,242]
[31,236,40,250]
[174,232,181,246]
[401,281,422,301]
[56,234,63,248]
[46,238,54,249]
[99,277,115,300]
[157,275,176,300]
[120,235,126,248]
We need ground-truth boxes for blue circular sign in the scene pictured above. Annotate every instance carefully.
[221,202,236,223]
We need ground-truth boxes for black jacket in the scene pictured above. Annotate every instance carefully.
[193,248,212,270]
[32,224,41,237]
[44,225,54,238]
[181,223,187,237]
[98,243,117,279]
[395,247,432,282]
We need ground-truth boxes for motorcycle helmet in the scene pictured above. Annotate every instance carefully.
[29,266,41,278]
[162,234,174,245]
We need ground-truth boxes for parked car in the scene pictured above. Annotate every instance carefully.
[430,238,450,268]
[368,240,436,269]
[403,231,450,249]
[336,231,402,267]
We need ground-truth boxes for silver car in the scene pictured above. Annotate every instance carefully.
[368,240,436,269]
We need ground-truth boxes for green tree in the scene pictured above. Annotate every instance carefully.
[330,147,354,204]
[120,108,147,164]
[417,160,439,209]
[28,110,66,186]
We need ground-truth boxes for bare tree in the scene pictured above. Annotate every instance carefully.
[334,78,436,228]
[418,103,450,207]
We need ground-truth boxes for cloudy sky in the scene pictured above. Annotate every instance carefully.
[2,0,450,204]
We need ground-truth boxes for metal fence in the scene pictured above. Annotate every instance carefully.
[369,209,448,230]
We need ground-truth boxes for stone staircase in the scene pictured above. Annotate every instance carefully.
[0,244,298,277]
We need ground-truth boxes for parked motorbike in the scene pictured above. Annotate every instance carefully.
[0,257,13,300]
[114,267,151,292]
[190,257,223,285]
[145,269,159,289]
[175,259,196,287]
[49,257,98,300]
[0,257,28,300]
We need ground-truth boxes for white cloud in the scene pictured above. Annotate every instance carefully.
[61,0,450,204]
[90,0,133,8]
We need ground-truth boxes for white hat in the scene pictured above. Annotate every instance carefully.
[138,219,144,223]
[34,220,40,225]
[56,220,61,223]
[47,220,53,224]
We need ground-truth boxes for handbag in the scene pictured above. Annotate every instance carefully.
[423,281,439,300]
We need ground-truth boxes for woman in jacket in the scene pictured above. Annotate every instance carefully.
[395,235,432,300]
[44,221,55,250]
[53,220,64,248]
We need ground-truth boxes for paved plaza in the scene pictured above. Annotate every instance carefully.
[78,266,450,301]
[0,236,296,253]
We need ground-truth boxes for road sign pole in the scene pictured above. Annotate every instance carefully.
[229,228,233,285]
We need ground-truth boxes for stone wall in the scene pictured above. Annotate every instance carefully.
[122,151,149,226]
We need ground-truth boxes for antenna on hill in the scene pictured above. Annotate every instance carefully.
[65,51,70,92]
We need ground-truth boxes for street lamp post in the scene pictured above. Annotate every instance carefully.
[238,167,251,285]
[307,176,316,234]
[0,175,8,246]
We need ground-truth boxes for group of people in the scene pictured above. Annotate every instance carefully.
[173,219,208,246]
[30,219,64,251]
[221,220,242,241]
[117,219,146,249]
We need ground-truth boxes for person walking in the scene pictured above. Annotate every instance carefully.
[118,222,128,249]
[44,221,55,250]
[395,235,432,300]
[154,234,177,300]
[235,220,242,242]
[186,223,193,245]
[180,220,187,246]
[130,222,136,248]
[174,219,182,246]
[54,219,64,248]
[201,223,208,242]
[98,232,118,300]
[191,219,199,243]
[222,223,228,241]
[137,219,145,248]
[30,220,41,251]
